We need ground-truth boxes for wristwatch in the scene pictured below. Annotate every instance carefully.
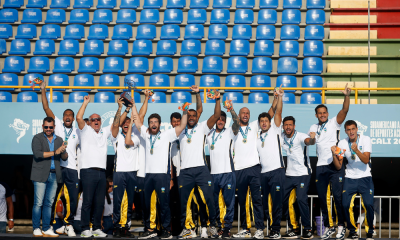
[125,109,130,113]
[9,219,13,221]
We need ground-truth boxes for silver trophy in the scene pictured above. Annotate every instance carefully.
[122,77,137,106]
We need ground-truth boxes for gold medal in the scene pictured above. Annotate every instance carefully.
[64,141,68,146]
[351,154,356,160]
[243,139,247,144]
[262,142,264,148]
[150,149,153,155]
[211,144,214,150]
[187,138,192,144]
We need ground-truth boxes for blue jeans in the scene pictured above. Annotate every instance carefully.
[103,216,113,235]
[0,221,6,233]
[32,172,58,231]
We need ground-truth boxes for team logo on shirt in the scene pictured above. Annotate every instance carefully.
[73,134,76,139]
[315,180,318,182]
[324,128,327,132]
[339,177,343,182]
[161,187,165,193]
[179,185,183,188]
[370,189,373,194]
[343,190,346,193]
[228,184,231,189]
[208,181,212,186]
[114,185,118,188]
[300,183,304,188]
[276,186,280,191]
[360,146,363,150]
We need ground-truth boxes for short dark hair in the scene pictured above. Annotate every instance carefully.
[63,109,75,118]
[220,111,227,119]
[106,175,113,183]
[43,117,55,125]
[148,113,161,125]
[283,116,295,125]
[188,109,197,115]
[344,120,357,129]
[170,112,182,122]
[315,104,328,114]
[258,112,271,123]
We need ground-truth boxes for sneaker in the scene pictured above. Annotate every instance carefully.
[233,229,251,238]
[222,228,231,239]
[283,229,300,239]
[92,229,108,237]
[114,227,122,238]
[123,227,134,238]
[322,227,336,240]
[139,230,158,239]
[302,230,313,239]
[269,230,281,239]
[336,226,345,240]
[345,232,358,240]
[160,229,173,239]
[81,230,93,238]
[178,228,192,239]
[201,227,209,238]
[373,231,376,236]
[210,226,219,238]
[55,226,65,235]
[190,229,197,238]
[366,233,373,240]
[33,228,43,237]
[65,225,76,237]
[253,229,264,239]
[218,228,224,238]
[42,227,59,237]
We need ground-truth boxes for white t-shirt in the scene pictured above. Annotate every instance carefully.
[54,117,80,170]
[233,120,260,170]
[112,128,140,172]
[79,125,113,169]
[171,140,181,176]
[136,125,146,178]
[0,182,12,222]
[74,193,83,221]
[178,121,211,170]
[103,192,113,217]
[338,135,372,179]
[257,122,284,173]
[308,116,342,166]
[206,127,235,174]
[140,125,177,174]
[281,131,312,176]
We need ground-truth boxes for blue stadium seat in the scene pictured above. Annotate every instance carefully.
[0,92,12,102]
[304,25,324,40]
[0,73,18,91]
[250,75,271,92]
[252,57,272,73]
[143,0,162,8]
[64,25,85,40]
[0,39,5,54]
[0,24,12,39]
[225,75,245,92]
[259,0,278,8]
[46,92,64,102]
[200,75,220,88]
[302,75,323,92]
[202,56,223,73]
[92,9,113,24]
[120,0,139,8]
[184,24,204,40]
[21,9,42,23]
[177,56,198,73]
[33,39,55,55]
[73,74,94,91]
[148,91,166,103]
[108,40,129,56]
[112,24,133,40]
[302,57,323,74]
[9,39,31,55]
[188,9,207,24]
[78,57,100,73]
[149,74,170,91]
[303,40,323,57]
[0,9,18,23]
[167,0,186,8]
[171,92,192,103]
[276,75,297,92]
[83,40,104,55]
[283,0,301,9]
[53,57,75,73]
[2,57,25,73]
[45,9,65,24]
[181,40,201,55]
[160,25,180,40]
[306,10,325,25]
[248,92,269,103]
[73,0,93,8]
[124,74,145,89]
[227,57,247,73]
[58,40,79,55]
[236,0,255,8]
[156,40,176,55]
[69,9,89,24]
[103,57,124,73]
[190,0,208,8]
[258,9,277,24]
[116,9,136,23]
[174,74,195,91]
[282,9,301,24]
[223,92,243,103]
[301,93,321,104]
[213,0,231,8]
[210,9,230,24]
[94,92,115,103]
[50,0,70,8]
[17,92,38,102]
[140,9,159,24]
[280,25,300,40]
[99,74,120,91]
[277,57,298,74]
[4,0,24,8]
[153,57,173,73]
[307,0,325,9]
[282,93,295,104]
[136,25,156,40]
[128,57,149,73]
[164,9,183,24]
[48,74,69,91]
[28,57,49,73]
[68,92,89,102]
[232,25,252,40]
[208,24,228,40]
[256,25,276,40]
[230,39,250,56]
[132,40,152,55]
[22,73,44,91]
[205,40,225,56]
[254,40,274,56]
[40,24,61,39]
[97,0,116,8]
[88,25,108,40]
[279,40,299,57]
[234,9,254,24]
[27,0,47,8]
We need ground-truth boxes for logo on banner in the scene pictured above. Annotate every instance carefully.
[101,111,116,146]
[355,120,368,135]
[9,119,30,143]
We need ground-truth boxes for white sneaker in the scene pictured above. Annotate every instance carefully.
[92,229,108,237]
[201,227,209,238]
[33,228,43,237]
[253,229,264,239]
[42,227,59,237]
[233,229,251,238]
[322,227,336,240]
[373,230,376,236]
[55,226,65,235]
[81,230,93,238]
[190,229,198,238]
[336,226,345,240]
[65,225,76,237]
[178,228,193,239]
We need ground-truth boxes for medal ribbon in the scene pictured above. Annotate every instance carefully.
[150,131,161,152]
[121,131,126,138]
[63,125,73,142]
[185,124,197,141]
[316,121,328,137]
[212,128,225,146]
[259,131,268,144]
[284,130,297,152]
[239,125,250,142]
[348,135,360,156]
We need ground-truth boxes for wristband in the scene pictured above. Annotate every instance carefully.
[125,109,130,113]
[9,219,13,221]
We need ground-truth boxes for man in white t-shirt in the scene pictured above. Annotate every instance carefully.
[40,81,79,237]
[280,116,316,239]
[332,120,374,240]
[308,84,351,240]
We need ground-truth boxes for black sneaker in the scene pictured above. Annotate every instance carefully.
[366,233,373,240]
[123,227,134,238]
[222,229,231,239]
[138,230,158,239]
[283,229,300,239]
[345,232,358,240]
[269,230,282,239]
[113,227,122,238]
[159,229,173,239]
[301,230,313,239]
[218,228,223,238]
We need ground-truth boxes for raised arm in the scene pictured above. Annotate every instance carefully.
[119,105,131,126]
[268,96,278,119]
[337,83,351,125]
[274,88,283,127]
[76,96,90,130]
[111,98,124,138]
[175,110,188,137]
[138,90,151,123]
[131,104,143,132]
[39,80,55,119]
[191,85,203,121]
[206,91,221,129]
[304,132,316,146]
[125,117,136,146]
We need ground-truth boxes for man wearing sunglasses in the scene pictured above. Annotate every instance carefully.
[31,117,68,237]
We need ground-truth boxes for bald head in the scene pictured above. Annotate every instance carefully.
[239,107,250,126]
[89,113,102,132]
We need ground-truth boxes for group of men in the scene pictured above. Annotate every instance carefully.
[30,81,375,240]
